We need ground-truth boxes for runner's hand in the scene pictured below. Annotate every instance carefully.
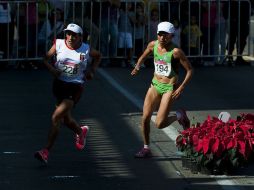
[172,86,183,100]
[131,67,139,76]
[50,68,61,78]
[85,70,94,80]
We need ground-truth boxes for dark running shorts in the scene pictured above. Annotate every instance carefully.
[52,79,83,105]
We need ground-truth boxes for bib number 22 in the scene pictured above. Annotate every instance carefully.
[62,65,78,75]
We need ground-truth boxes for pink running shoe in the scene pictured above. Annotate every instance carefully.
[34,149,49,164]
[177,109,190,130]
[134,148,152,158]
[75,126,89,150]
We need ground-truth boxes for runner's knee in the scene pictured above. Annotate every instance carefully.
[51,113,62,126]
[63,116,75,126]
[142,115,151,126]
[155,119,165,129]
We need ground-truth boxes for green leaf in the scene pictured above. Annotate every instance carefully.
[207,153,214,161]
[231,158,239,167]
[204,159,212,166]
[193,152,199,157]
[228,148,237,160]
[215,159,222,167]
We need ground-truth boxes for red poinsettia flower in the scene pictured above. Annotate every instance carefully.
[176,113,254,171]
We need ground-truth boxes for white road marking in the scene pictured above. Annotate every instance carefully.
[98,68,241,190]
[212,175,240,190]
[98,69,143,109]
[50,176,79,179]
[151,115,180,142]
[2,152,21,154]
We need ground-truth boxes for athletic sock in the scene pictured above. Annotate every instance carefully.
[144,145,149,149]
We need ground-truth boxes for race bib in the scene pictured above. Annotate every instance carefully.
[154,61,171,76]
[58,62,79,77]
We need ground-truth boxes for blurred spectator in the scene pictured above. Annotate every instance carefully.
[66,1,99,50]
[17,1,51,69]
[38,0,52,31]
[48,0,66,12]
[48,0,68,27]
[169,1,181,21]
[38,15,51,54]
[48,8,65,41]
[134,2,146,59]
[201,1,217,66]
[118,2,135,67]
[179,0,199,31]
[17,2,37,65]
[100,0,120,67]
[214,2,227,65]
[83,3,100,50]
[224,0,251,66]
[0,2,13,68]
[26,2,37,56]
[148,9,159,41]
[38,8,65,55]
[182,15,202,66]
[172,18,181,47]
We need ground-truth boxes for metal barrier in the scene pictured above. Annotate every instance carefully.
[0,0,252,67]
[179,0,252,66]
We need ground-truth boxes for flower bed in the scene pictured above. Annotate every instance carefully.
[176,113,254,174]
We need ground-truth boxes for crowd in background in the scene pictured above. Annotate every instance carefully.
[0,0,253,69]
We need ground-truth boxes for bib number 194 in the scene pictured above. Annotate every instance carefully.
[155,64,171,76]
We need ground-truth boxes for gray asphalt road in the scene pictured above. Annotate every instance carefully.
[0,64,254,190]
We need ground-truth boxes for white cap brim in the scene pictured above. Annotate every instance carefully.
[64,23,83,34]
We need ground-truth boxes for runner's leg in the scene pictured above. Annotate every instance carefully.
[63,111,82,134]
[141,86,161,145]
[45,99,74,150]
[155,91,176,129]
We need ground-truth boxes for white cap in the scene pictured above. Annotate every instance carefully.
[157,21,175,34]
[64,23,83,34]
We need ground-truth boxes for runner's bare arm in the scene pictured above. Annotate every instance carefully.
[44,44,61,77]
[131,41,155,75]
[85,48,102,80]
[89,48,101,73]
[172,48,193,99]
